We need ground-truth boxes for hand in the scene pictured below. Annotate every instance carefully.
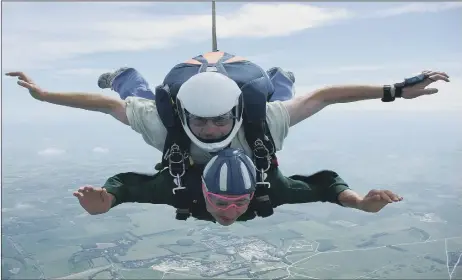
[401,70,450,99]
[358,189,403,213]
[73,185,114,215]
[5,71,47,100]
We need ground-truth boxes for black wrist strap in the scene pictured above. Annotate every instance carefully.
[394,85,403,98]
[394,73,429,98]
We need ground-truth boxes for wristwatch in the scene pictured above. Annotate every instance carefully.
[381,85,395,102]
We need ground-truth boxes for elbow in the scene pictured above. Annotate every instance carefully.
[104,98,122,114]
[288,93,329,126]
[297,93,329,121]
[309,87,335,106]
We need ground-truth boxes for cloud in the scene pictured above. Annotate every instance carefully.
[3,2,459,71]
[316,65,389,75]
[2,2,351,71]
[309,60,462,76]
[37,148,66,156]
[371,2,462,18]
[215,3,352,38]
[92,147,109,153]
[50,68,114,80]
[1,203,34,213]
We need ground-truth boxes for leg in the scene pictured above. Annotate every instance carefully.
[98,68,156,100]
[266,67,296,102]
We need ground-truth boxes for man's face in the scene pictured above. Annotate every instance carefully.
[202,187,253,226]
[187,111,234,141]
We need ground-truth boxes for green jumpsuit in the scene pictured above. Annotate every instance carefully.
[102,165,351,223]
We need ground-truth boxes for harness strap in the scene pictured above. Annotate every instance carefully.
[243,120,277,217]
[156,52,279,220]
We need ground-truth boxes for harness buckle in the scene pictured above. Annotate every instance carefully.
[254,140,271,189]
[256,168,271,189]
[168,143,187,194]
[168,144,186,178]
[172,174,186,194]
[253,139,271,172]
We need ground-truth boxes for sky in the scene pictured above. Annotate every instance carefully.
[1,1,461,125]
[1,4,461,276]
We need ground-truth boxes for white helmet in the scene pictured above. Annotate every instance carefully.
[176,71,243,152]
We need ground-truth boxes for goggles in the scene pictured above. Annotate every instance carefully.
[202,182,254,211]
[187,111,236,127]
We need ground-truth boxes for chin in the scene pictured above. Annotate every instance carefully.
[216,218,236,226]
[215,217,237,226]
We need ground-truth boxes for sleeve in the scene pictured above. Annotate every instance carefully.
[265,101,290,151]
[124,97,167,151]
[269,169,351,207]
[102,171,175,207]
[125,97,154,134]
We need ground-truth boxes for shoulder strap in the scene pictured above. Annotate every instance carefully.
[238,68,278,218]
[242,120,278,218]
[154,84,193,220]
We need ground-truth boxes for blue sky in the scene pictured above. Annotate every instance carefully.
[1,2,461,124]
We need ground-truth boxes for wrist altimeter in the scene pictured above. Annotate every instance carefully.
[382,73,429,102]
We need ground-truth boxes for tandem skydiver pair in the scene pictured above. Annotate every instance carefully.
[6,50,450,226]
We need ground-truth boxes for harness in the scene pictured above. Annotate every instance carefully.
[154,52,280,221]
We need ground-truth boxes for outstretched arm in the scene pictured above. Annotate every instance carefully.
[6,71,129,125]
[273,170,402,213]
[102,172,175,208]
[74,172,175,215]
[284,70,450,127]
[39,91,128,125]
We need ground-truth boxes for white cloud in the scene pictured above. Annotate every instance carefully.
[371,2,462,18]
[2,3,351,71]
[92,147,109,153]
[1,203,34,213]
[52,68,113,78]
[299,59,462,77]
[37,148,66,156]
[316,65,389,75]
[215,3,352,38]
[3,2,460,72]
